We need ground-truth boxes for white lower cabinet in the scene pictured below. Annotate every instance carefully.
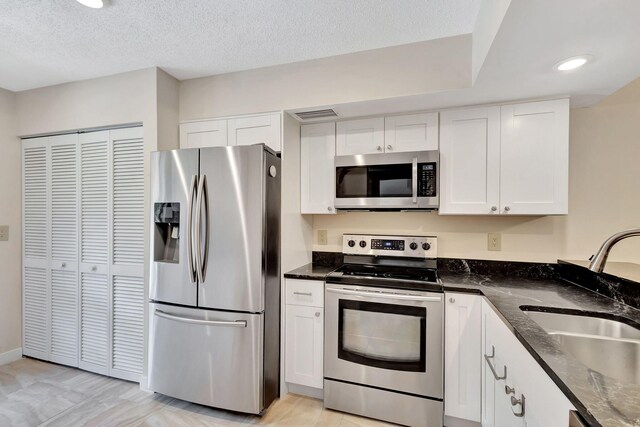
[284,279,324,390]
[445,293,482,423]
[481,299,574,427]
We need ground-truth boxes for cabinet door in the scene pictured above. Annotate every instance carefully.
[481,300,496,427]
[48,134,79,367]
[78,131,110,374]
[285,304,323,388]
[110,127,145,382]
[227,113,281,152]
[336,117,384,155]
[180,120,227,149]
[500,99,569,215]
[301,123,336,214]
[385,112,438,153]
[445,293,481,422]
[439,107,501,215]
[22,138,50,361]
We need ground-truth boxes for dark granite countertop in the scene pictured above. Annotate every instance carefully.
[283,263,337,281]
[442,271,640,427]
[284,255,640,426]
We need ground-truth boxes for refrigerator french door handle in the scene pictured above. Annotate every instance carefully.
[187,174,198,283]
[154,310,247,328]
[196,174,210,283]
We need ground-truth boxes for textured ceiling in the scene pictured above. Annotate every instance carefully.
[0,0,481,91]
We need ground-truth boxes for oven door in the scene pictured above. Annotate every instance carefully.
[334,150,438,210]
[324,284,443,398]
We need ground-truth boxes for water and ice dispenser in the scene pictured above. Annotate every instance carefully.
[154,202,180,263]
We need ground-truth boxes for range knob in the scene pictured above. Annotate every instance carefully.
[422,242,431,251]
[409,242,418,250]
[359,240,367,248]
[348,240,356,248]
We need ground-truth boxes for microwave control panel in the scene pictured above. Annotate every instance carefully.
[418,163,437,197]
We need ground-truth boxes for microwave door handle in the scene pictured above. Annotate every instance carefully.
[326,287,442,302]
[412,157,418,204]
[187,174,197,283]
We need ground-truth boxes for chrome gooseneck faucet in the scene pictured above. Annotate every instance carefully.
[588,228,640,273]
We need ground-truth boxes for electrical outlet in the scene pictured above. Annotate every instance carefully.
[318,230,328,245]
[0,225,8,242]
[488,233,501,251]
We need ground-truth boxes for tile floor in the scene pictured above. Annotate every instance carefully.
[0,358,397,426]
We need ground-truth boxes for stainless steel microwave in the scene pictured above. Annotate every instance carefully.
[334,150,439,210]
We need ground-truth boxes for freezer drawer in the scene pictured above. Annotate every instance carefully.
[148,303,264,414]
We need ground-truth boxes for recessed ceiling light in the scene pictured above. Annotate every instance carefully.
[554,55,593,71]
[76,0,106,8]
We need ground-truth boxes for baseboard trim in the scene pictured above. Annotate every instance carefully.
[0,347,23,365]
[286,383,323,400]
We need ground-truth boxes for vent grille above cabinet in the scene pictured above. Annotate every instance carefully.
[294,109,338,121]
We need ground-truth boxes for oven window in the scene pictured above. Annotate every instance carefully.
[338,299,426,372]
[336,164,412,198]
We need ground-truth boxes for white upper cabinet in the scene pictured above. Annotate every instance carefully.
[228,113,281,152]
[181,113,281,152]
[336,117,384,155]
[440,99,569,216]
[384,112,439,152]
[180,120,227,149]
[439,106,501,215]
[500,99,569,215]
[301,122,336,215]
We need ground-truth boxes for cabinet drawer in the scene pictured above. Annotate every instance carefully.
[286,279,324,307]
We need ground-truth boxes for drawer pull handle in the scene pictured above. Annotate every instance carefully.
[315,312,320,317]
[510,394,525,417]
[505,385,515,395]
[155,310,247,328]
[293,291,313,297]
[484,345,507,380]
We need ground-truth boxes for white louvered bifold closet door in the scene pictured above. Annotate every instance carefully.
[78,131,110,375]
[22,137,50,360]
[48,134,79,366]
[110,127,145,382]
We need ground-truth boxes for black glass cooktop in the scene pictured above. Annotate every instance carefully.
[327,263,441,291]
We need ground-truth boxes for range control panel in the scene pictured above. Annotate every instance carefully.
[343,234,437,259]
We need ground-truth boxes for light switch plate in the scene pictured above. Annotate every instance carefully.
[318,230,328,245]
[488,233,501,251]
[0,225,8,242]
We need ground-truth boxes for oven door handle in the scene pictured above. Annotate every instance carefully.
[326,287,441,302]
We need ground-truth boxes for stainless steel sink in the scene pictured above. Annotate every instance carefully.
[523,309,640,385]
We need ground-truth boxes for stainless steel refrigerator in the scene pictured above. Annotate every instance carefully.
[148,144,281,414]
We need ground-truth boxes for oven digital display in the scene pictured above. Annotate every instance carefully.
[371,239,404,251]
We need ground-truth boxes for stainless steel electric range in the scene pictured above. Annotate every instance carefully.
[324,234,444,427]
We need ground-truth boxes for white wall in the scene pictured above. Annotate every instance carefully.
[313,78,640,263]
[0,88,21,356]
[179,35,471,121]
[156,68,180,152]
